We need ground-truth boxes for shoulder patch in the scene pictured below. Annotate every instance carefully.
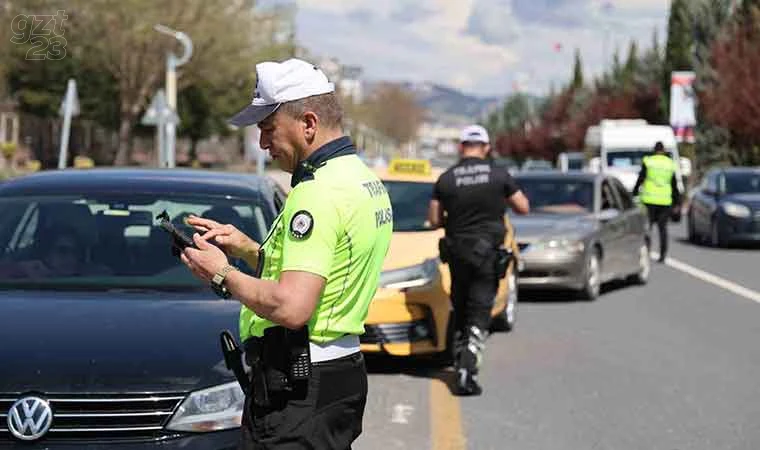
[289,210,314,240]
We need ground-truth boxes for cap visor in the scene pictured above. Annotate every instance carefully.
[228,103,280,127]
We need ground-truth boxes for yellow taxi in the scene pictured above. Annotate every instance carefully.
[360,158,520,358]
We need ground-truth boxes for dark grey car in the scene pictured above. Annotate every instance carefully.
[512,172,651,300]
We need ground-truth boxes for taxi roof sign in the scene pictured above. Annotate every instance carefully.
[388,159,431,176]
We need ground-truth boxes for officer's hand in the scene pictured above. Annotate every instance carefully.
[186,215,259,259]
[181,233,228,283]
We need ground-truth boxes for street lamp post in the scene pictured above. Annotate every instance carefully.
[154,24,193,168]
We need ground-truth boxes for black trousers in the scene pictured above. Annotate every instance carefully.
[239,352,367,450]
[646,204,671,258]
[449,253,498,371]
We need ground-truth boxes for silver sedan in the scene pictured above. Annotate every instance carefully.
[512,172,651,300]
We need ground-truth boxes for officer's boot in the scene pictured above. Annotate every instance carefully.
[455,326,486,396]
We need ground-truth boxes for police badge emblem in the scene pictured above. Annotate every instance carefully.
[290,211,313,239]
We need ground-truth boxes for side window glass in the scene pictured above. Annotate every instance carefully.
[601,181,622,211]
[612,179,633,210]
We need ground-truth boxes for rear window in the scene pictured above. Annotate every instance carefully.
[0,194,271,290]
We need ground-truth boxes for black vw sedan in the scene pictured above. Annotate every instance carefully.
[0,169,282,448]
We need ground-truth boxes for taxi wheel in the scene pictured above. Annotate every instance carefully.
[491,271,517,332]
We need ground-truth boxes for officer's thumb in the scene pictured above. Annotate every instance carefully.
[193,233,211,250]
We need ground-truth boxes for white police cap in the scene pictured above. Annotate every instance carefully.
[460,125,490,144]
[229,58,336,127]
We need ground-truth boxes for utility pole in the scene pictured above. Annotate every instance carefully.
[154,24,193,168]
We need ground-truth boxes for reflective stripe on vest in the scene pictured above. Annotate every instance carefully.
[640,154,675,206]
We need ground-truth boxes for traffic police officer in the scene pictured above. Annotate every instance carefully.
[633,141,681,263]
[181,58,393,449]
[427,125,529,395]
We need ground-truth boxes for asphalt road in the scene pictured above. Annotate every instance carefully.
[356,223,760,450]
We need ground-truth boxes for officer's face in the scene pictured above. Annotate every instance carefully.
[258,112,303,173]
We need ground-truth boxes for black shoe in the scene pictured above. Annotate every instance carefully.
[658,255,666,263]
[455,368,483,396]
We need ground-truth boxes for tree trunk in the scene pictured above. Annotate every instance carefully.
[114,117,132,166]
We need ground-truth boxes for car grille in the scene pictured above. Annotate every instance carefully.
[0,393,185,442]
[362,320,432,345]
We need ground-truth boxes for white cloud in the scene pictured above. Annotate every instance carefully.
[279,0,669,96]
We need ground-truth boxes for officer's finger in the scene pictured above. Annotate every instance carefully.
[186,216,220,230]
[202,228,230,243]
[193,233,211,250]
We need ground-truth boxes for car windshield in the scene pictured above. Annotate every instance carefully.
[515,178,595,214]
[0,194,271,290]
[383,181,434,232]
[724,172,760,194]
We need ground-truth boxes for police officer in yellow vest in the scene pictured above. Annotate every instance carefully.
[180,58,393,449]
[633,141,681,263]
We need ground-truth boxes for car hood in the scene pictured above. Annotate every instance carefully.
[0,290,240,394]
[382,229,443,271]
[723,193,760,209]
[510,214,596,243]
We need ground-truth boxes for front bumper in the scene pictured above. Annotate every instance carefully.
[0,429,240,449]
[360,284,450,356]
[719,214,760,244]
[517,250,586,290]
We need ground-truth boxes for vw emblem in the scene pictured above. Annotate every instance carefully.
[7,396,53,441]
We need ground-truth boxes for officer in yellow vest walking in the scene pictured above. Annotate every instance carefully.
[633,141,681,263]
[180,58,393,449]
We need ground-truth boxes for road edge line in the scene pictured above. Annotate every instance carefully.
[430,377,466,450]
[652,252,760,304]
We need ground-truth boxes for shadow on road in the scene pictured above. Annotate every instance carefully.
[364,353,463,394]
[518,279,637,303]
[674,236,760,251]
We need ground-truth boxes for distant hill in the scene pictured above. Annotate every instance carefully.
[365,81,503,126]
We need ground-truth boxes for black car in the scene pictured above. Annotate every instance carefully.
[687,167,760,246]
[0,168,281,448]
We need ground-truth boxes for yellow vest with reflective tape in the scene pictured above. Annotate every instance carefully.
[640,154,675,206]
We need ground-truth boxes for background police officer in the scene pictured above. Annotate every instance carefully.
[633,141,681,263]
[181,58,393,449]
[427,125,529,396]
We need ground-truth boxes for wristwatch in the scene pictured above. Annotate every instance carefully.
[211,264,237,299]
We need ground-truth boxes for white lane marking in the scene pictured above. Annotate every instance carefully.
[651,251,760,304]
[390,403,414,424]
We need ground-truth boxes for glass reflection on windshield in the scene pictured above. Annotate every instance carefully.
[384,181,433,232]
[0,194,270,290]
[516,179,594,214]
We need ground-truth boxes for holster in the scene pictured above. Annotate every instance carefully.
[242,325,312,408]
[438,238,451,264]
[219,330,249,396]
[494,247,513,279]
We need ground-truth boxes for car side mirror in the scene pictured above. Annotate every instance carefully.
[598,208,620,222]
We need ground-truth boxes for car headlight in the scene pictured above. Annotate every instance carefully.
[378,258,439,290]
[165,382,245,432]
[524,239,585,253]
[722,201,751,218]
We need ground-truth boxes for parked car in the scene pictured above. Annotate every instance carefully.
[360,159,521,360]
[0,168,281,448]
[687,167,760,246]
[512,172,650,300]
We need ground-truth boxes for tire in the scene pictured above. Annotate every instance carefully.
[491,270,518,332]
[580,251,601,300]
[710,219,725,248]
[687,211,699,244]
[628,240,651,285]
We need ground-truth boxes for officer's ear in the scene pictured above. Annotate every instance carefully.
[301,111,319,142]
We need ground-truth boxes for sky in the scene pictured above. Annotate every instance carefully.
[259,0,671,98]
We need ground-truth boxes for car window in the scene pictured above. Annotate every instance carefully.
[0,194,273,290]
[724,172,760,194]
[610,178,634,210]
[513,178,594,214]
[601,180,622,211]
[383,181,433,232]
[705,172,719,193]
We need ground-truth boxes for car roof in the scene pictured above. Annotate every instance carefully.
[719,167,760,175]
[0,168,275,198]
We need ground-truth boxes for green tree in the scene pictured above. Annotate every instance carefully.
[571,48,584,90]
[622,41,639,87]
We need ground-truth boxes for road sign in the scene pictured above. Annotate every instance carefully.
[141,90,178,126]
